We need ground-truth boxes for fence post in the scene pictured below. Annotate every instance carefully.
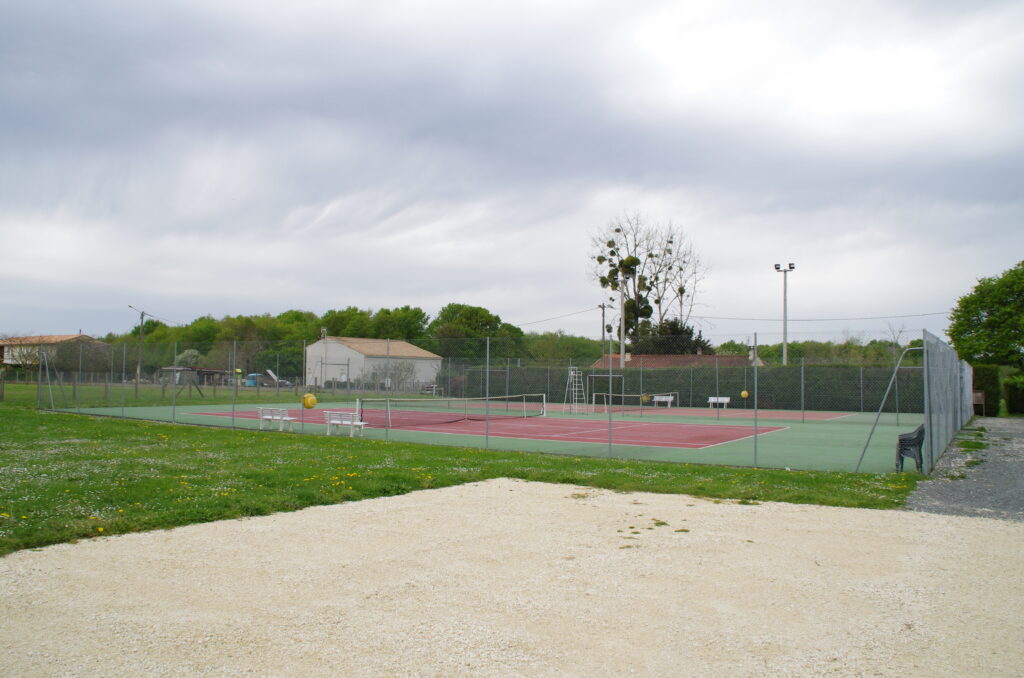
[859,366,864,413]
[800,358,805,423]
[715,357,721,421]
[171,342,178,423]
[689,366,694,407]
[753,333,759,467]
[76,342,83,413]
[231,341,237,428]
[120,343,127,419]
[895,365,901,427]
[923,336,934,473]
[639,357,644,417]
[485,337,490,449]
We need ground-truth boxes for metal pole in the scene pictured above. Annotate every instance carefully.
[120,343,126,418]
[172,341,178,423]
[923,335,933,473]
[782,273,788,365]
[855,346,923,472]
[231,341,237,428]
[774,264,795,365]
[129,305,145,398]
[608,313,613,457]
[485,337,490,448]
[36,345,43,409]
[715,356,720,421]
[76,342,83,413]
[800,358,806,424]
[753,333,759,467]
[619,285,625,369]
[639,357,644,417]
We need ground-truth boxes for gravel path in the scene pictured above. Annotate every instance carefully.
[906,416,1024,522]
[3,478,1023,677]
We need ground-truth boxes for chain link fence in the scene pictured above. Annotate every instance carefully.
[15,331,973,474]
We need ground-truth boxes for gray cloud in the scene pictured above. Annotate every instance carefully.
[1,1,1022,343]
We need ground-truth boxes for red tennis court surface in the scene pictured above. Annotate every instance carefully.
[200,409,786,449]
[547,404,852,421]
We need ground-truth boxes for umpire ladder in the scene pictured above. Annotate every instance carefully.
[564,367,587,414]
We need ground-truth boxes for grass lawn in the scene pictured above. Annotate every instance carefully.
[0,394,920,557]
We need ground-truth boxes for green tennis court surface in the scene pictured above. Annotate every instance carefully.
[67,401,923,474]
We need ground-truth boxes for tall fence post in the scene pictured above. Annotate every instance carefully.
[715,357,721,421]
[120,343,127,419]
[485,337,490,449]
[753,333,759,468]
[859,366,864,413]
[171,341,178,423]
[231,341,237,428]
[800,358,805,423]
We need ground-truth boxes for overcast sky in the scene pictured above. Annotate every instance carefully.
[2,1,1022,347]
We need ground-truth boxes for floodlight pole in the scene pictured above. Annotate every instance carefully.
[774,263,795,365]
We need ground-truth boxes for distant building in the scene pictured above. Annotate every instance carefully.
[590,353,761,369]
[0,334,105,366]
[305,337,442,390]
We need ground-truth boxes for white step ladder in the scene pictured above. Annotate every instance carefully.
[564,367,587,414]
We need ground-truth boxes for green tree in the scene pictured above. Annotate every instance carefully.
[948,260,1024,366]
[321,307,374,338]
[372,306,430,344]
[715,340,748,356]
[182,316,220,352]
[274,310,320,341]
[524,332,603,364]
[427,303,524,358]
[630,318,713,354]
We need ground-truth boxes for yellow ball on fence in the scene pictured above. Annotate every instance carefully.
[302,393,317,409]
[741,390,749,399]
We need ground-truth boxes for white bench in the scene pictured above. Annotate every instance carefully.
[324,410,367,437]
[258,407,296,431]
[651,394,675,407]
[708,396,731,409]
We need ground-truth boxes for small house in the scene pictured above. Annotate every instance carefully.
[305,337,442,391]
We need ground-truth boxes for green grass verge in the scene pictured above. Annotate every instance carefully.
[0,402,919,557]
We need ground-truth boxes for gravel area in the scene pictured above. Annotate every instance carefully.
[2,477,1023,677]
[906,416,1024,521]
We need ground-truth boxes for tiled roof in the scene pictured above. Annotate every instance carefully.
[1,334,96,345]
[325,337,441,360]
[591,353,751,369]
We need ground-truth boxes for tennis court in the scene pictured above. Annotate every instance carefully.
[67,394,922,473]
[197,405,787,449]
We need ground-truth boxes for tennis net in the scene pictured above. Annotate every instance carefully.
[357,394,547,428]
[591,391,680,414]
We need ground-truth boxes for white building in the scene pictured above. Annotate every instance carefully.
[305,337,442,391]
[0,334,105,367]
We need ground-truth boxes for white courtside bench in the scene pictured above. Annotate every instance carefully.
[324,410,367,437]
[652,394,675,407]
[258,407,296,431]
[708,396,731,409]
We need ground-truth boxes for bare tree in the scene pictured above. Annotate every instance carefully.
[0,334,41,371]
[591,213,706,335]
[885,321,907,365]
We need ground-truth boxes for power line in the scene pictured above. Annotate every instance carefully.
[692,312,948,323]
[517,306,600,326]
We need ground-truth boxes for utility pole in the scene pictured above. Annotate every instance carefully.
[128,305,145,397]
[773,263,795,365]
